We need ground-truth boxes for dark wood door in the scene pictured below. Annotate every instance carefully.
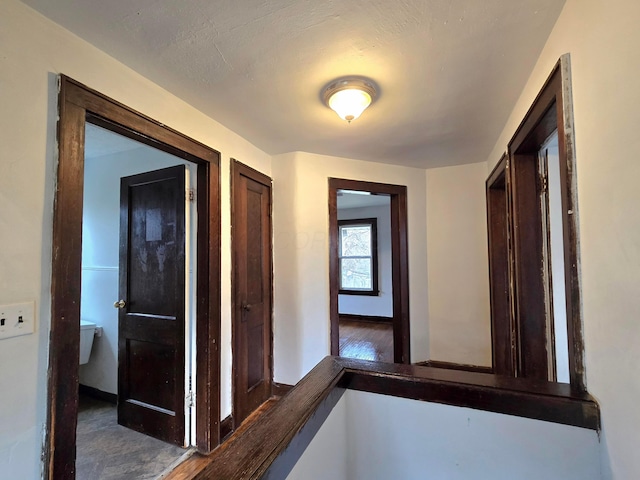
[118,165,187,446]
[232,160,273,426]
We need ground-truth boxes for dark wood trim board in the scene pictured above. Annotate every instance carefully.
[272,383,294,397]
[339,313,393,324]
[415,360,493,375]
[78,384,118,405]
[46,75,221,479]
[220,415,234,442]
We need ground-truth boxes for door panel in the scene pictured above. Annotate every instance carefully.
[118,165,186,446]
[232,161,273,426]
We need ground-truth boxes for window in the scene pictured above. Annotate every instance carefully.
[338,218,378,295]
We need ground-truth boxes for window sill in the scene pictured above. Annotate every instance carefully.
[339,289,380,296]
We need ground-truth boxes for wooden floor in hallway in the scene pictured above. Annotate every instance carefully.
[339,318,393,363]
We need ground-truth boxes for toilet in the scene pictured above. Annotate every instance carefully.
[79,320,97,365]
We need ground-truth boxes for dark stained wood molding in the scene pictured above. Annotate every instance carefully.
[220,415,234,442]
[486,153,516,376]
[415,360,493,375]
[167,356,599,480]
[47,75,221,479]
[78,384,118,405]
[329,178,410,364]
[339,313,393,324]
[271,382,294,397]
[507,55,586,390]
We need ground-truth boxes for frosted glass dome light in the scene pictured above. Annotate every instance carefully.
[323,77,378,123]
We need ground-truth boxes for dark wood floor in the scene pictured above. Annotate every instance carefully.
[339,318,393,363]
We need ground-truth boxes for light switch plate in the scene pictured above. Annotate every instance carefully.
[0,301,35,340]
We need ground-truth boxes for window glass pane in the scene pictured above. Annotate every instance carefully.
[341,226,371,256]
[341,258,372,290]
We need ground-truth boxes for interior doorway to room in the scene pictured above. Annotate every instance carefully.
[74,123,199,477]
[329,178,410,364]
[231,160,273,428]
[486,57,583,388]
[48,77,221,479]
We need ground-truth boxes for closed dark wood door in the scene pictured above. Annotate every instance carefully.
[232,161,273,426]
[118,165,186,446]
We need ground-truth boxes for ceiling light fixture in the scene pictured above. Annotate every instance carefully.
[323,77,378,123]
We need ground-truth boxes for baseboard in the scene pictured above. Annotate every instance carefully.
[78,384,118,404]
[415,360,493,374]
[272,382,294,397]
[338,313,393,324]
[220,415,233,441]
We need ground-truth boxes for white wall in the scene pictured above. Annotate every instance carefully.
[484,0,640,477]
[345,390,601,479]
[290,390,601,479]
[285,393,348,480]
[338,203,393,318]
[80,145,195,394]
[0,1,270,476]
[426,163,491,367]
[272,152,429,384]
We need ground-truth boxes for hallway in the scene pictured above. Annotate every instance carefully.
[338,318,393,363]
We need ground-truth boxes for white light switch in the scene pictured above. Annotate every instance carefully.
[0,302,35,340]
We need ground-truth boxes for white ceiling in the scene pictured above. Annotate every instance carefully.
[337,191,391,210]
[84,123,143,159]
[23,0,565,169]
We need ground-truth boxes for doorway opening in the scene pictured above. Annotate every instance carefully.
[46,76,221,479]
[75,123,198,477]
[329,178,410,364]
[486,55,584,389]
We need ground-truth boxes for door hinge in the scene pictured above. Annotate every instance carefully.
[187,188,195,203]
[186,375,195,408]
[540,172,548,193]
[186,390,195,408]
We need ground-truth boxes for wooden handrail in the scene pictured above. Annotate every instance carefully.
[169,356,600,480]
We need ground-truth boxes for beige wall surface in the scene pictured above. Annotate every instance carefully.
[426,163,491,367]
[271,151,430,385]
[0,1,270,477]
[486,0,640,477]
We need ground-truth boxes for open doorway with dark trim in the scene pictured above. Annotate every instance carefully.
[329,178,410,364]
[486,55,585,390]
[46,76,221,479]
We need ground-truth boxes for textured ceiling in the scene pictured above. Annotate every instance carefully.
[22,0,565,168]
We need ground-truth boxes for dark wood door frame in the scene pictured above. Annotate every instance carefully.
[486,55,585,390]
[329,178,410,364]
[230,159,274,427]
[46,76,221,479]
[508,56,585,389]
[486,154,516,376]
